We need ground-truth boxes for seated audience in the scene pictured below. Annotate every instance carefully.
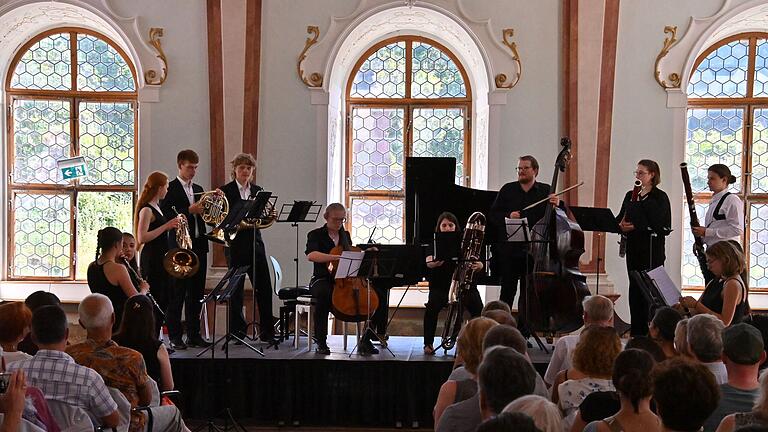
[482,325,547,397]
[0,302,33,366]
[0,370,26,432]
[653,358,720,432]
[649,306,683,359]
[17,291,61,355]
[481,300,511,315]
[476,411,541,432]
[504,395,563,432]
[582,349,659,432]
[7,305,120,429]
[554,326,621,429]
[66,294,186,432]
[544,295,614,386]
[434,317,498,423]
[481,309,517,327]
[675,318,692,358]
[624,335,666,363]
[707,323,765,431]
[688,314,728,384]
[717,372,768,432]
[114,295,175,392]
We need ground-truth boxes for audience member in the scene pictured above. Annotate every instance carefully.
[625,335,666,363]
[653,358,720,432]
[688,314,728,384]
[0,302,33,366]
[582,349,659,432]
[482,325,547,397]
[649,306,683,359]
[481,300,511,315]
[707,323,766,431]
[555,326,621,429]
[0,370,26,432]
[114,295,175,392]
[717,372,768,432]
[476,411,541,432]
[17,291,61,355]
[481,309,517,327]
[675,318,692,358]
[66,293,186,432]
[544,295,614,386]
[437,346,536,432]
[7,305,120,429]
[504,395,562,432]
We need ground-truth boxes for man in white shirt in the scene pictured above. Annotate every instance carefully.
[687,314,728,385]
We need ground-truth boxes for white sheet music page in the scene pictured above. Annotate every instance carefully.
[335,250,365,279]
[647,266,681,306]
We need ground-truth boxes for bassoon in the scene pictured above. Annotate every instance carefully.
[681,162,708,274]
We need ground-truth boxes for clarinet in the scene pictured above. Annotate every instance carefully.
[618,180,642,258]
[121,257,166,322]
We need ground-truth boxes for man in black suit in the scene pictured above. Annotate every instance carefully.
[160,149,211,349]
[219,153,275,342]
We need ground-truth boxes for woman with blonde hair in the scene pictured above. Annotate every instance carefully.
[433,317,498,424]
[504,395,563,432]
[135,171,179,336]
[678,240,749,326]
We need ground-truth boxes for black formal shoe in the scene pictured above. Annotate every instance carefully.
[259,333,276,343]
[186,336,212,348]
[169,339,187,350]
[315,342,331,355]
[359,339,379,356]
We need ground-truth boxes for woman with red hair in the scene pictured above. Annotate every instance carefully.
[0,302,33,367]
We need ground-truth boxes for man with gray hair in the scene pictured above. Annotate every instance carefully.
[687,314,727,384]
[544,295,614,385]
[67,294,188,431]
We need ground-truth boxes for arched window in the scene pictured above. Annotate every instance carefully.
[6,28,137,280]
[682,33,768,289]
[346,36,471,244]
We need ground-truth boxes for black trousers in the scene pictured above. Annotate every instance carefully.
[309,277,389,344]
[226,249,274,338]
[143,260,170,337]
[499,247,530,307]
[423,285,482,346]
[167,251,208,340]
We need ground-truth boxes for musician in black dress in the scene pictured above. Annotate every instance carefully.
[306,203,380,356]
[136,171,180,337]
[616,159,671,336]
[87,227,146,331]
[423,212,483,355]
[677,241,749,326]
[160,150,210,349]
[220,153,275,342]
[490,155,557,309]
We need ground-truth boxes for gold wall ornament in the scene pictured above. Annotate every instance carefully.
[144,27,168,85]
[654,25,682,89]
[495,28,522,89]
[297,25,323,87]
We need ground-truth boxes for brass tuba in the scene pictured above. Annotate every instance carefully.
[163,206,200,279]
[438,211,486,352]
[199,190,229,244]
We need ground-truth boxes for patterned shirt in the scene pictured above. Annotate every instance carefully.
[6,349,117,419]
[67,339,149,432]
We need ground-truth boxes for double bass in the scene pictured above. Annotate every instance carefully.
[524,137,590,336]
[328,229,380,322]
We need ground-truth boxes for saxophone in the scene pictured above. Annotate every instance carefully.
[438,212,486,352]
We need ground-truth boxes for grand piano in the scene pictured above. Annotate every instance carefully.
[405,156,500,285]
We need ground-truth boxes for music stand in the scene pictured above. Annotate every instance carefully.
[569,206,622,295]
[433,232,460,262]
[277,200,322,288]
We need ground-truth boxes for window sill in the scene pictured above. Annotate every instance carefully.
[0,281,91,303]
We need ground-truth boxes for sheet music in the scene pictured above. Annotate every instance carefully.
[335,250,365,279]
[505,218,530,242]
[647,266,680,306]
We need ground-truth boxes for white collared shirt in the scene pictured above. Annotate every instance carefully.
[703,189,744,246]
[236,180,251,200]
[177,176,194,205]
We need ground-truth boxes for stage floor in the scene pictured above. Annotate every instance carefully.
[170,335,553,428]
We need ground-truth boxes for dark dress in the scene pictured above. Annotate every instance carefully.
[699,277,749,325]
[139,203,170,330]
[616,187,671,336]
[423,244,482,347]
[113,336,163,386]
[88,261,128,332]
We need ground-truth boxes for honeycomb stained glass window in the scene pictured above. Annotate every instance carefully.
[754,39,768,97]
[7,29,137,280]
[688,40,749,98]
[412,108,465,184]
[685,108,744,193]
[350,108,404,191]
[681,202,709,287]
[351,42,406,98]
[350,198,404,245]
[411,42,466,98]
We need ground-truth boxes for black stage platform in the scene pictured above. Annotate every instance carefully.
[170,335,553,428]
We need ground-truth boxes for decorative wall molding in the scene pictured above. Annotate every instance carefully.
[296,0,520,92]
[144,27,167,85]
[653,26,681,89]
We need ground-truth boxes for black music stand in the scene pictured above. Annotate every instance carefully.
[433,232,461,262]
[568,206,621,295]
[277,200,322,288]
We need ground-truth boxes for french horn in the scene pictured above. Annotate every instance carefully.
[163,206,200,279]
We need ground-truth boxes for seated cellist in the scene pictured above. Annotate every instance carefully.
[306,203,379,356]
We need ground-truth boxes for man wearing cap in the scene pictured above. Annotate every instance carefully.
[703,323,766,432]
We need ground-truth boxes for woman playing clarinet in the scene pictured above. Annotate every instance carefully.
[617,159,671,336]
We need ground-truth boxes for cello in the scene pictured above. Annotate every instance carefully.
[523,137,591,339]
[328,228,380,322]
